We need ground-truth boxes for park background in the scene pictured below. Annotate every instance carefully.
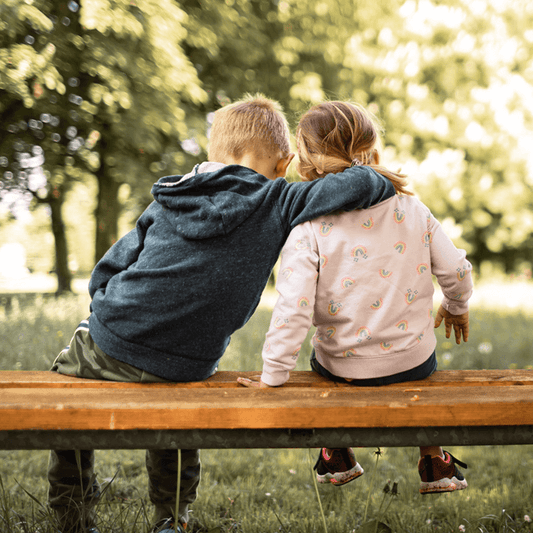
[1,0,533,531]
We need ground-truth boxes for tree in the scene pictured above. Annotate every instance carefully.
[3,0,533,282]
[0,0,74,291]
[0,0,207,292]
[354,0,533,272]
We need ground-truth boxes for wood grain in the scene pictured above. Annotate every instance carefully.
[1,369,532,432]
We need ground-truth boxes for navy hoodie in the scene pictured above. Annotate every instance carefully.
[88,162,395,381]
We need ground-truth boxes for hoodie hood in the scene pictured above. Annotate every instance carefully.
[151,162,272,239]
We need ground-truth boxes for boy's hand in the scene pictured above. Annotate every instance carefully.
[237,377,274,388]
[434,304,469,344]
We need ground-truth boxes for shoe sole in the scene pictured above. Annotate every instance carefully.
[420,476,468,494]
[317,463,364,486]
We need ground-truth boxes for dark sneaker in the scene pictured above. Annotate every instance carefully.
[314,448,364,486]
[151,518,186,533]
[419,451,468,494]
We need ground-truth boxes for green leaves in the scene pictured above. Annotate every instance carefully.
[2,0,533,273]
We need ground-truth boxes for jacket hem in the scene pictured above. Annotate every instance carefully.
[315,332,437,380]
[88,314,219,382]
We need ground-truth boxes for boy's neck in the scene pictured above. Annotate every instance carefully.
[215,151,294,181]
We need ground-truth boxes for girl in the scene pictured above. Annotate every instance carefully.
[238,101,473,494]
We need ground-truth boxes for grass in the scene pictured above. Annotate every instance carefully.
[1,284,533,532]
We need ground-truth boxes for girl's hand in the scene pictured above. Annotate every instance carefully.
[434,304,469,344]
[237,377,273,388]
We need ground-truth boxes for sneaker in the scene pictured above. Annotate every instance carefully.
[419,451,468,494]
[314,448,364,486]
[150,518,186,533]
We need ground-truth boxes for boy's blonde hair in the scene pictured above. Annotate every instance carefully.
[208,94,291,162]
[296,101,412,195]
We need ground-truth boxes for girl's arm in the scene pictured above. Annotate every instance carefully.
[260,223,320,387]
[429,212,474,317]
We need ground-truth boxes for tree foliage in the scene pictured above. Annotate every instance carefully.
[0,0,207,289]
[2,0,533,287]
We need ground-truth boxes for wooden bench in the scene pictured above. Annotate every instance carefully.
[1,369,532,450]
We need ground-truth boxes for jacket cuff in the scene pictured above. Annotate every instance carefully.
[261,368,290,387]
[441,296,470,315]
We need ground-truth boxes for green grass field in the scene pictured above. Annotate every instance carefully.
[0,285,533,532]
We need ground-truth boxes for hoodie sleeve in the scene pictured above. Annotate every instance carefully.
[261,223,319,386]
[428,213,473,314]
[278,166,395,231]
[89,219,148,300]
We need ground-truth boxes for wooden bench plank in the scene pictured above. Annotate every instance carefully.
[1,384,532,430]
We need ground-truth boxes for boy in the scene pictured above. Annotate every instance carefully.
[49,95,396,533]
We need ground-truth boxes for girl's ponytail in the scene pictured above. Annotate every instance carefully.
[296,101,412,196]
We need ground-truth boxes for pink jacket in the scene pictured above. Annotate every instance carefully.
[261,195,473,386]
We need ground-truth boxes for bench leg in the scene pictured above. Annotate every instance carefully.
[47,449,99,532]
[146,448,200,527]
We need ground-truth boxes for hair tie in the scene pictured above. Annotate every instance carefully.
[351,158,363,167]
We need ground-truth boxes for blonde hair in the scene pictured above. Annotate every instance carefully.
[208,94,291,162]
[296,101,412,195]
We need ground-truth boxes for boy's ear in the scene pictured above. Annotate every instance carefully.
[275,153,295,178]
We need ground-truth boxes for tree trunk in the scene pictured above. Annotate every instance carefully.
[48,189,72,294]
[94,169,121,265]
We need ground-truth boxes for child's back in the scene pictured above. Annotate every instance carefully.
[263,193,471,384]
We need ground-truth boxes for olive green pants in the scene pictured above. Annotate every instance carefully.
[48,321,200,528]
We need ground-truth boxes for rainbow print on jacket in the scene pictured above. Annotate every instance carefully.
[274,317,289,329]
[351,245,368,261]
[355,326,372,342]
[379,269,393,279]
[393,208,406,224]
[320,254,328,268]
[328,300,343,316]
[362,217,374,229]
[319,222,334,236]
[380,341,393,351]
[341,277,355,289]
[405,289,418,305]
[396,320,408,331]
[457,266,468,281]
[394,241,407,254]
[298,297,310,307]
[343,348,357,357]
[422,231,432,247]
[326,326,336,338]
[281,267,293,279]
[370,298,383,310]
[417,263,429,275]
